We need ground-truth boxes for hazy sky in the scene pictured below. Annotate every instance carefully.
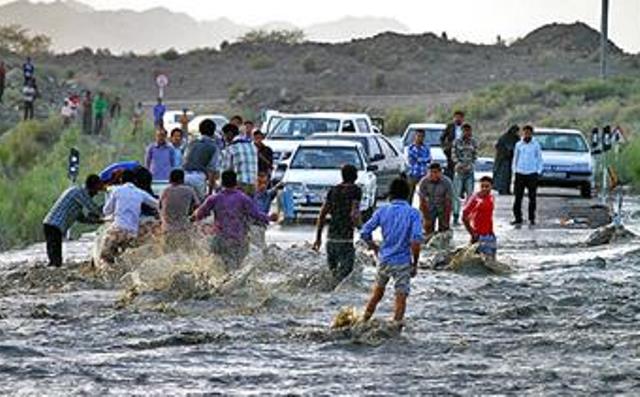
[5,0,640,52]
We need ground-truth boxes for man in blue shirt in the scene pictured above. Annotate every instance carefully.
[360,178,423,325]
[406,129,431,204]
[511,125,543,226]
[153,98,166,128]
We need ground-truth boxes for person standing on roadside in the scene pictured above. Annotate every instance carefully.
[42,175,104,267]
[360,178,423,325]
[452,123,478,225]
[493,125,520,195]
[406,129,431,204]
[244,120,255,139]
[93,92,108,134]
[418,163,453,238]
[22,57,34,84]
[253,130,273,179]
[221,123,258,196]
[463,176,497,259]
[169,128,185,168]
[0,61,6,103]
[440,110,465,180]
[153,98,166,128]
[109,96,121,120]
[82,91,93,134]
[312,164,362,283]
[132,102,143,135]
[22,78,37,120]
[183,119,221,199]
[145,128,176,181]
[179,109,190,143]
[511,125,543,226]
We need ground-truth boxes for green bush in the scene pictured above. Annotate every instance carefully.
[238,29,305,45]
[0,117,153,249]
[161,48,180,61]
[249,54,275,70]
[302,55,319,74]
[384,106,424,135]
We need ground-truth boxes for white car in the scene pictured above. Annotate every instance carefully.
[264,112,377,164]
[260,110,293,134]
[535,128,593,198]
[308,132,405,197]
[281,140,378,219]
[188,114,229,136]
[163,110,194,132]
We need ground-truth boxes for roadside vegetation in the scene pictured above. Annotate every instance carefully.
[0,115,151,250]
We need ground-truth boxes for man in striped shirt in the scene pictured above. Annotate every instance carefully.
[42,175,104,267]
[221,123,258,196]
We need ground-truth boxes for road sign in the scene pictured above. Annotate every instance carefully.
[156,73,169,98]
[156,73,169,88]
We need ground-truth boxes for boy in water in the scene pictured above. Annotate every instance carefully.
[360,178,423,325]
[462,176,497,259]
[254,171,282,215]
[160,169,200,250]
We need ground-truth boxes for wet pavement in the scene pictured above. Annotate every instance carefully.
[1,188,640,395]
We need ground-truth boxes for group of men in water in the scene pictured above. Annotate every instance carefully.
[43,109,550,325]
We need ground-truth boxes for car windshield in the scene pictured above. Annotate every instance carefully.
[535,133,588,152]
[309,135,369,156]
[403,128,443,147]
[291,147,363,170]
[269,118,341,140]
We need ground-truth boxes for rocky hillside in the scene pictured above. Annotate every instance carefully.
[0,22,639,125]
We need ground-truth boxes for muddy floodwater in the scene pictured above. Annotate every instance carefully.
[1,190,640,395]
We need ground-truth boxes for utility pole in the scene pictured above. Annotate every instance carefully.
[600,0,609,79]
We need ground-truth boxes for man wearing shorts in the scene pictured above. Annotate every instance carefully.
[462,176,497,259]
[360,178,423,324]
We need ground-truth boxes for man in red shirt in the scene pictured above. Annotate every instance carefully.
[462,176,496,259]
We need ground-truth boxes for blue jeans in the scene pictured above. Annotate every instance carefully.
[279,186,295,220]
[453,171,474,220]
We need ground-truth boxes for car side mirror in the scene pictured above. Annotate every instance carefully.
[371,153,385,161]
[367,165,379,172]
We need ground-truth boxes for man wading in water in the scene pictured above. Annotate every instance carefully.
[43,175,104,267]
[194,170,272,270]
[313,164,362,283]
[360,178,423,325]
[462,176,497,259]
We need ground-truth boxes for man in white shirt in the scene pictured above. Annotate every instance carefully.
[100,170,159,263]
[511,125,544,226]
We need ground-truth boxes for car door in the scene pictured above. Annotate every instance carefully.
[379,135,404,182]
[365,136,389,196]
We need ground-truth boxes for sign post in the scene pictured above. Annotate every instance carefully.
[155,73,169,99]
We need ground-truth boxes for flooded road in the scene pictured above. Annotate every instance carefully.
[1,189,640,395]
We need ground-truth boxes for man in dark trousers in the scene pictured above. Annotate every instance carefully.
[440,110,465,180]
[493,125,521,195]
[253,130,273,179]
[42,175,104,267]
[82,91,93,135]
[511,125,543,226]
[312,164,362,283]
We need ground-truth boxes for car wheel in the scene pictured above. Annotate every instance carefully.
[580,183,592,198]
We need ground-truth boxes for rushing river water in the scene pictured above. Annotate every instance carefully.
[1,190,640,396]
